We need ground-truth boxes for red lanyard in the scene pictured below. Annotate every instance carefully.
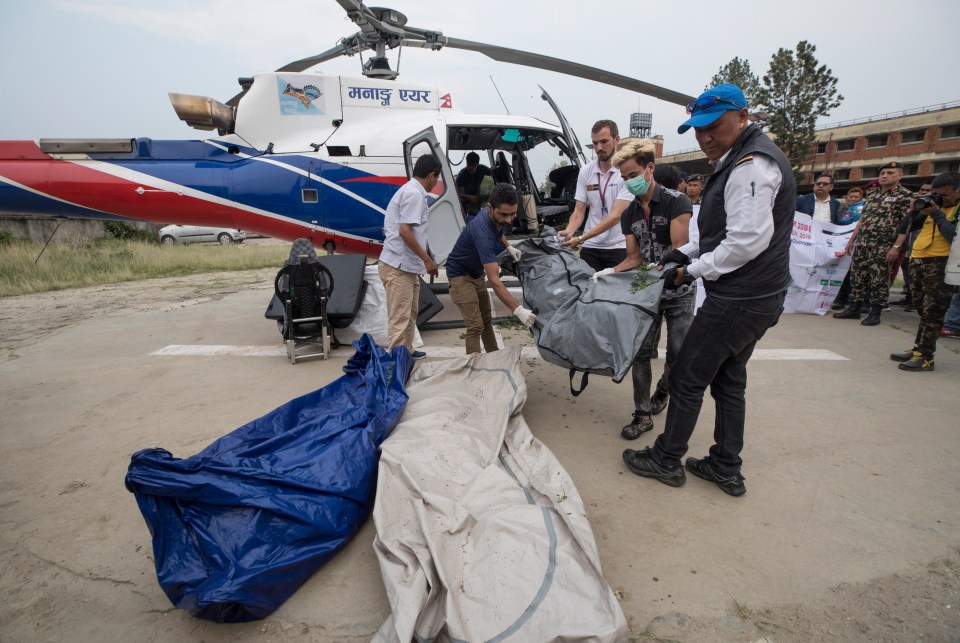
[596,171,612,210]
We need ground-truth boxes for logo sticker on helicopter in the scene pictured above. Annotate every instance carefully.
[277,78,325,115]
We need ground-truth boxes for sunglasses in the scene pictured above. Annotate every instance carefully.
[814,181,832,186]
[686,96,745,115]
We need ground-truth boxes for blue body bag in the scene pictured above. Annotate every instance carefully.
[125,335,412,622]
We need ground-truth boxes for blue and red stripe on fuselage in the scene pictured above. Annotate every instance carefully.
[0,139,408,257]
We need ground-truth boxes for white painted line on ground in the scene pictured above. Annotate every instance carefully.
[152,345,847,361]
[750,348,848,360]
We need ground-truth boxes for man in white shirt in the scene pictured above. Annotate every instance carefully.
[622,84,796,497]
[795,173,841,223]
[558,120,632,270]
[378,154,442,358]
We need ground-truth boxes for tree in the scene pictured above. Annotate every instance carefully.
[539,160,570,195]
[707,57,761,107]
[755,41,843,180]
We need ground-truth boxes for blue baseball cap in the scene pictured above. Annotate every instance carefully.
[677,84,748,134]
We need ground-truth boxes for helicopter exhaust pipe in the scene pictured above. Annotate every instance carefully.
[168,93,236,134]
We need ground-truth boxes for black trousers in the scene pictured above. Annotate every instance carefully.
[579,246,626,271]
[652,291,785,474]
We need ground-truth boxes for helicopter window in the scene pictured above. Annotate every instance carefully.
[302,189,318,203]
[326,146,352,156]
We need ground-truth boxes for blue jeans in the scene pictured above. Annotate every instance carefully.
[632,290,695,414]
[652,291,785,474]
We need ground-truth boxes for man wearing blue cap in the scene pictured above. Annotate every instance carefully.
[622,84,796,496]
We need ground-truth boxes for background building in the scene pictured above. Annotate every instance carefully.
[660,100,960,191]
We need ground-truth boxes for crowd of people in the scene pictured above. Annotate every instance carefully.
[375,82,957,497]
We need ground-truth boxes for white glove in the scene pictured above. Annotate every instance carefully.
[591,268,615,283]
[506,245,522,261]
[513,305,537,328]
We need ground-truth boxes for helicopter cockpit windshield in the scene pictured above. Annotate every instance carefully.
[446,123,580,232]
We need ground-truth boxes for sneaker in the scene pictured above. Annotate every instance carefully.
[622,447,686,487]
[941,328,960,339]
[621,413,654,440]
[890,349,920,362]
[650,389,669,416]
[898,355,935,372]
[411,350,427,360]
[904,304,916,313]
[890,297,910,306]
[685,456,746,496]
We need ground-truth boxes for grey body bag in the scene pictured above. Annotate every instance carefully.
[501,228,665,395]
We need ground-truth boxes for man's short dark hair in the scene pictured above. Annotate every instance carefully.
[413,154,442,179]
[592,120,619,137]
[654,164,682,190]
[466,151,480,165]
[488,183,518,208]
[931,172,960,191]
[816,173,834,185]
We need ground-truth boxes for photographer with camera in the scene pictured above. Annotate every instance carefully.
[886,172,959,372]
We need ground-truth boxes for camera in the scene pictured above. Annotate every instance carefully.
[913,192,944,210]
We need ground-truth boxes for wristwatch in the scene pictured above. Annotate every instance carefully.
[893,244,902,250]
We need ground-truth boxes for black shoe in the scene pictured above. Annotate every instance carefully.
[904,304,916,313]
[890,297,910,306]
[890,349,919,362]
[833,303,862,319]
[899,355,935,372]
[861,306,882,326]
[685,456,746,496]
[830,300,848,311]
[621,412,654,440]
[650,389,669,416]
[622,447,686,487]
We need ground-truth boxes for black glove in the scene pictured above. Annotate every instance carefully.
[660,266,695,290]
[658,249,690,268]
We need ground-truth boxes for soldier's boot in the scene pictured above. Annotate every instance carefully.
[861,305,883,326]
[832,301,863,319]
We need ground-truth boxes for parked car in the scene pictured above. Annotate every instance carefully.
[159,225,246,245]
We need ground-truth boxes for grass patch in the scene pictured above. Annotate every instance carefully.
[0,240,289,297]
[496,316,527,330]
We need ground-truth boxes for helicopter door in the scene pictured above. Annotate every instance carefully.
[540,85,587,166]
[402,127,464,266]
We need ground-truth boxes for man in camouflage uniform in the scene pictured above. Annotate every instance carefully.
[887,172,959,371]
[833,162,913,325]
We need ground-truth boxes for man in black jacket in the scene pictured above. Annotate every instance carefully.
[622,84,796,496]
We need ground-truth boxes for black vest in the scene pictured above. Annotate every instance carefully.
[698,124,796,299]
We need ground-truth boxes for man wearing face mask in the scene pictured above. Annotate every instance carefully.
[622,84,795,497]
[593,139,694,439]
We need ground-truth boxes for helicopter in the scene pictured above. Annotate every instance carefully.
[0,0,694,263]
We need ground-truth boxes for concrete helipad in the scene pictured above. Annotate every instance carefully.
[1,276,958,641]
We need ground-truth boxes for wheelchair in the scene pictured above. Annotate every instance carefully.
[274,243,335,364]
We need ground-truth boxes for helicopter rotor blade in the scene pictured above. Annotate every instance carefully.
[225,41,355,107]
[442,37,695,107]
[277,40,357,73]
